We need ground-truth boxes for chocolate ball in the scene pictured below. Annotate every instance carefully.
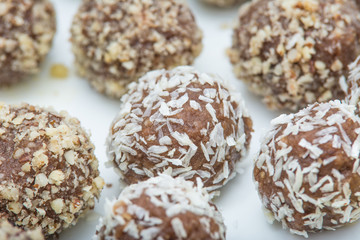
[0,103,104,236]
[346,56,360,114]
[254,101,360,237]
[0,220,44,240]
[0,0,56,85]
[107,66,253,195]
[95,175,226,240]
[228,0,360,110]
[71,0,203,98]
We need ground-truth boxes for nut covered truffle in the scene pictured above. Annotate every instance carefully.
[0,103,104,236]
[0,0,56,85]
[0,220,44,240]
[71,0,203,98]
[107,66,253,194]
[95,175,226,240]
[228,0,360,111]
[254,101,360,237]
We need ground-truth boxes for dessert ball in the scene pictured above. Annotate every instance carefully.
[0,0,56,85]
[71,0,203,98]
[200,0,245,7]
[107,66,253,194]
[228,0,360,111]
[0,103,104,236]
[253,100,360,237]
[95,175,226,240]
[0,220,44,240]
[346,56,360,114]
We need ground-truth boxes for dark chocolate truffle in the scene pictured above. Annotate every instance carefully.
[0,103,104,236]
[228,0,360,110]
[0,220,44,240]
[71,0,203,98]
[254,100,360,237]
[107,66,253,195]
[95,175,226,240]
[0,0,56,85]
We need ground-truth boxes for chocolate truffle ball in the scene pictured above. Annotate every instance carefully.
[228,0,360,111]
[0,0,56,85]
[0,103,104,236]
[95,175,226,240]
[200,0,245,7]
[346,56,360,114]
[71,0,203,98]
[0,220,44,240]
[107,66,253,194]
[253,100,360,237]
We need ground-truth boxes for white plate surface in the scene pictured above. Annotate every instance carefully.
[0,0,359,239]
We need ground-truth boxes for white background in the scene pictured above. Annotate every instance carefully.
[0,0,359,239]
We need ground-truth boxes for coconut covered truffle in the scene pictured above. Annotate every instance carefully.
[0,0,56,85]
[228,0,360,111]
[346,56,360,114]
[71,0,203,98]
[107,66,253,194]
[95,175,226,240]
[253,100,360,237]
[0,220,44,240]
[0,103,104,236]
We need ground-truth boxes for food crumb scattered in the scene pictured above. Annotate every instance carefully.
[106,183,113,188]
[50,64,69,79]
[220,22,231,29]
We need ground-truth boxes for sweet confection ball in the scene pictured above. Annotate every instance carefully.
[228,0,360,111]
[200,0,245,7]
[95,175,226,240]
[0,0,56,85]
[107,66,253,194]
[253,100,360,237]
[0,220,44,240]
[0,103,104,236]
[71,0,203,98]
[346,56,360,114]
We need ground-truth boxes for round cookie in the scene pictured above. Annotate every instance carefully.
[95,175,226,240]
[70,0,203,98]
[107,66,253,194]
[200,0,246,7]
[228,0,360,111]
[0,103,104,236]
[0,220,44,240]
[0,0,56,85]
[253,100,360,237]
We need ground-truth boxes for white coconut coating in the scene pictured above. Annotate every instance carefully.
[107,66,253,195]
[254,100,360,237]
[95,175,226,240]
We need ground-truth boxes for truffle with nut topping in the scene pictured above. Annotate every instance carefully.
[228,0,360,111]
[70,0,203,98]
[254,100,360,237]
[200,0,245,7]
[0,103,104,236]
[107,66,253,195]
[95,174,226,240]
[0,0,56,85]
[0,220,44,240]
